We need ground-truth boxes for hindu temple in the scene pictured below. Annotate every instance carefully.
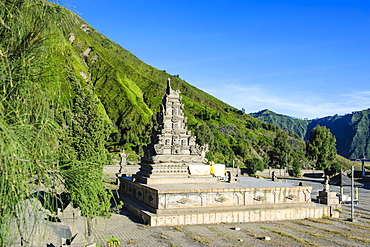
[118,78,336,226]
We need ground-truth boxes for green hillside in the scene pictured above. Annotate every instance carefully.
[251,109,370,159]
[45,3,290,165]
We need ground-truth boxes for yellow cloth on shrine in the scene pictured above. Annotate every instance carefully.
[210,164,226,176]
[188,165,210,175]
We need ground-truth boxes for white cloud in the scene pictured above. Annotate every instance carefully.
[200,83,370,119]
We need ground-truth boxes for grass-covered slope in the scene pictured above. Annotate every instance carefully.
[60,8,298,165]
[1,0,311,169]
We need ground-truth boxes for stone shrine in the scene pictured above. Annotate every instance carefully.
[133,78,215,185]
[118,78,336,226]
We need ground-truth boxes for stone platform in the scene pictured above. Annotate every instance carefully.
[118,176,334,226]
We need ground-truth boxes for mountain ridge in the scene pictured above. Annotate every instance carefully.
[250,108,370,159]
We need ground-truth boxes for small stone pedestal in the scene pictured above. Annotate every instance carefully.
[317,191,339,205]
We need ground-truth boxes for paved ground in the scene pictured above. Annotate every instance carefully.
[94,177,370,247]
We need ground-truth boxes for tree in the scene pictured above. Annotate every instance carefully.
[306,125,337,170]
[245,157,265,174]
[59,81,111,217]
[194,122,214,146]
[269,129,292,168]
[291,159,301,177]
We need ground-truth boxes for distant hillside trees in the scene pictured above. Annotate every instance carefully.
[251,108,370,159]
[306,126,337,170]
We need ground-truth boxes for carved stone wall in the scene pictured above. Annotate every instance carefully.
[119,178,312,211]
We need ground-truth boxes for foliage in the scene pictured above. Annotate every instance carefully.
[252,108,370,160]
[0,1,111,244]
[245,157,265,174]
[58,80,112,217]
[0,0,72,244]
[291,159,301,177]
[101,235,121,247]
[269,129,292,168]
[306,126,337,170]
[335,155,357,172]
[328,161,342,174]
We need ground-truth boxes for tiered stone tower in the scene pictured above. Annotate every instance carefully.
[118,78,335,227]
[134,78,214,184]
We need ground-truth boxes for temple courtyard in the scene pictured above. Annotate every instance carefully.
[94,177,370,247]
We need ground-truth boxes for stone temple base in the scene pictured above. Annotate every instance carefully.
[118,177,335,226]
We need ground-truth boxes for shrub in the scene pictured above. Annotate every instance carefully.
[245,157,265,174]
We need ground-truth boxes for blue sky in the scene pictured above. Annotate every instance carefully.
[65,0,370,119]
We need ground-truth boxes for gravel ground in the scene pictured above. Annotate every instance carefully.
[95,177,370,247]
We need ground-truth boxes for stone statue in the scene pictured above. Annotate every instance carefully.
[272,171,277,181]
[158,135,165,145]
[323,175,330,191]
[200,144,209,158]
[172,144,182,155]
[189,136,196,146]
[119,149,127,166]
[117,149,129,176]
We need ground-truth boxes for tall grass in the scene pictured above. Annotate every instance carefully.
[0,1,111,245]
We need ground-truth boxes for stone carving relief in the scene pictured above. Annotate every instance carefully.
[189,136,196,146]
[165,139,171,145]
[272,191,277,203]
[172,144,182,155]
[215,196,228,203]
[173,120,179,129]
[214,193,228,203]
[190,145,201,155]
[172,135,180,145]
[176,197,192,204]
[158,136,165,145]
[253,195,265,202]
[154,144,164,155]
[286,194,295,200]
[148,195,154,201]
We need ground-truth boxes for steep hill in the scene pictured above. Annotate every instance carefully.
[0,0,307,168]
[67,10,278,164]
[251,109,370,159]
